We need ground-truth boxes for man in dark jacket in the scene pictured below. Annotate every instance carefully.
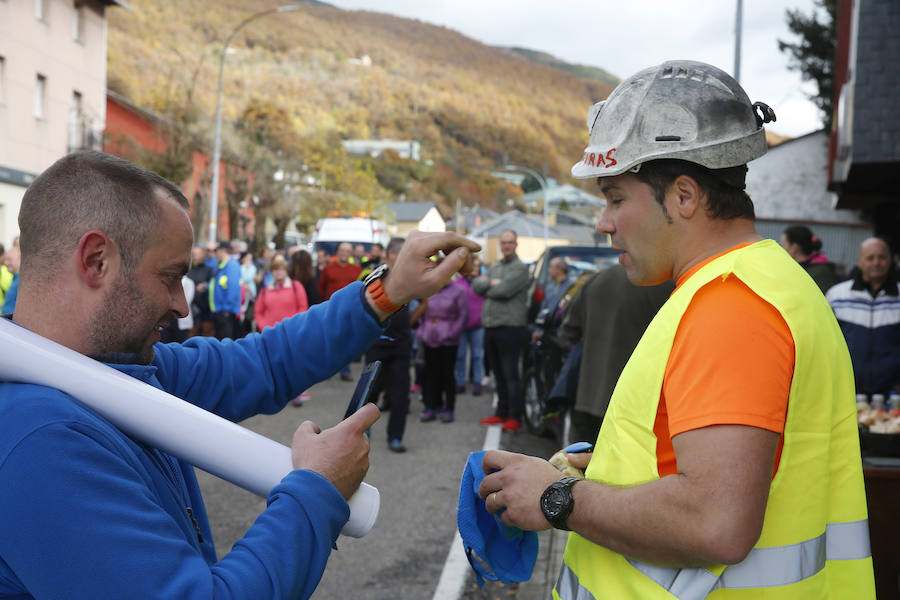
[826,237,900,395]
[561,264,673,442]
[363,237,420,453]
[187,245,213,337]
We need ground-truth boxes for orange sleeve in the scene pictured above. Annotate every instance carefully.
[655,274,795,476]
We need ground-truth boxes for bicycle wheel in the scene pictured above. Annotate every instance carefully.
[523,367,547,436]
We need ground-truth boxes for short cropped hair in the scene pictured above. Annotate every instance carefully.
[18,151,189,277]
[386,236,405,256]
[634,159,754,221]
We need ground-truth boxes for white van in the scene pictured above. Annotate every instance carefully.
[311,217,390,258]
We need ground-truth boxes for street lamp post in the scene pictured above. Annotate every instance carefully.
[505,164,549,249]
[207,5,299,244]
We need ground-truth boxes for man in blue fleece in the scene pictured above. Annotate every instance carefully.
[0,150,478,599]
[209,240,243,340]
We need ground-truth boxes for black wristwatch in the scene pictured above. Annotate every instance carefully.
[541,476,580,530]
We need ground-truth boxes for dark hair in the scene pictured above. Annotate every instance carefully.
[783,225,822,255]
[386,236,405,256]
[18,151,189,276]
[633,159,754,220]
[372,242,384,251]
[289,250,315,283]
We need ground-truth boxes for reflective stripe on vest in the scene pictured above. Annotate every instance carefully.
[555,519,870,600]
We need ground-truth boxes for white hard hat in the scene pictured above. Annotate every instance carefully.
[571,60,776,179]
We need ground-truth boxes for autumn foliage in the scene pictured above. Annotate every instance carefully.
[107,0,616,231]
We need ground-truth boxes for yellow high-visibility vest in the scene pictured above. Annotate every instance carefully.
[556,240,874,599]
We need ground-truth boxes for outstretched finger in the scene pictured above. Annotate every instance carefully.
[407,230,481,256]
[341,402,381,434]
[426,246,473,282]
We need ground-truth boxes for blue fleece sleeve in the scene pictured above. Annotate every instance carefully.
[153,282,383,420]
[0,419,347,599]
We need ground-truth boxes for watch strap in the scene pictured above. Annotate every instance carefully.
[367,278,403,314]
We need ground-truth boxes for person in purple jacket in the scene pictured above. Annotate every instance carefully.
[453,254,486,395]
[418,264,469,423]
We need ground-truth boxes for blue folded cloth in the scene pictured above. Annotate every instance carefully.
[457,450,539,588]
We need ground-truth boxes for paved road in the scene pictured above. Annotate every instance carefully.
[196,372,560,599]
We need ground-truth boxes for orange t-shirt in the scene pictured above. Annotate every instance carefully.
[654,244,795,477]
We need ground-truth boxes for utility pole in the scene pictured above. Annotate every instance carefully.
[208,5,299,244]
[734,0,743,83]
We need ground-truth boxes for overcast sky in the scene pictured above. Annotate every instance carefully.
[326,0,826,138]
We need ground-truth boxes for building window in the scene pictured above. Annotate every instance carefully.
[72,4,84,41]
[34,0,43,20]
[69,91,83,150]
[34,74,46,119]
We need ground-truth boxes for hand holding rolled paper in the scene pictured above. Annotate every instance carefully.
[292,403,380,501]
[0,317,380,538]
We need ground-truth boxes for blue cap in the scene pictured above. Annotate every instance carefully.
[457,450,539,588]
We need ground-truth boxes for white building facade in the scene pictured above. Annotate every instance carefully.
[0,0,123,247]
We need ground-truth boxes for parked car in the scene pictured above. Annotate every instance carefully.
[527,245,620,322]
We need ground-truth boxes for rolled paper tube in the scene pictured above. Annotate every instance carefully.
[0,318,379,538]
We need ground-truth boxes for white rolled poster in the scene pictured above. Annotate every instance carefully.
[0,317,379,538]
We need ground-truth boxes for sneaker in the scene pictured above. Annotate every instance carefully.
[472,383,482,396]
[455,384,465,394]
[420,409,436,422]
[479,415,504,426]
[440,410,454,423]
[410,384,422,393]
[502,418,522,432]
[291,396,304,407]
[340,374,353,382]
[388,438,406,453]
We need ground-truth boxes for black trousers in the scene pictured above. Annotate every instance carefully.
[423,345,459,413]
[484,326,528,420]
[212,312,239,340]
[365,344,411,441]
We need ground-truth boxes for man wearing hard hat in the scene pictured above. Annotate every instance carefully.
[477,61,874,598]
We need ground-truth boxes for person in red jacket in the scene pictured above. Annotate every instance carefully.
[318,242,362,300]
[318,242,363,381]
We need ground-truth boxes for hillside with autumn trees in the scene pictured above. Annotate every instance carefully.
[106,0,618,242]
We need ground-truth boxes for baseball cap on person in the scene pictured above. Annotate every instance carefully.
[457,450,539,588]
[216,241,232,251]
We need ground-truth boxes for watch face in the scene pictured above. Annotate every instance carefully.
[541,478,577,529]
[542,486,567,518]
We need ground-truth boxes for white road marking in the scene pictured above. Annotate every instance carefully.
[432,397,502,600]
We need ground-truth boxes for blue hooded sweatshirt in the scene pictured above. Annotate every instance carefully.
[0,282,381,599]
